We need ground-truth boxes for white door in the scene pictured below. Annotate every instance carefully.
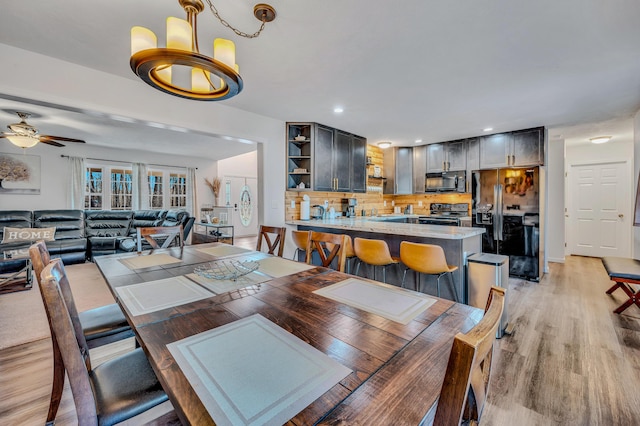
[224,176,258,238]
[568,162,630,257]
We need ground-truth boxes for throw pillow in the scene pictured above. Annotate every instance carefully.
[1,227,56,244]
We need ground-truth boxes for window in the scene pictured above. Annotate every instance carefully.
[85,167,104,209]
[85,163,190,211]
[147,168,189,210]
[110,168,133,210]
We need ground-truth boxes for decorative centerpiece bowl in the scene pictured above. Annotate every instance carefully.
[194,260,260,281]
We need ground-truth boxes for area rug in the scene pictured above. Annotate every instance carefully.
[0,262,116,350]
[167,314,352,426]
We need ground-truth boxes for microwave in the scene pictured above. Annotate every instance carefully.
[425,171,466,193]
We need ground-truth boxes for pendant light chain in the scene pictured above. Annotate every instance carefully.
[204,0,267,38]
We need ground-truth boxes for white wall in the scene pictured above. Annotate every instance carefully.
[546,139,565,263]
[634,109,640,258]
[0,43,286,226]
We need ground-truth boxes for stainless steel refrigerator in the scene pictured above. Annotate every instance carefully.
[471,167,544,281]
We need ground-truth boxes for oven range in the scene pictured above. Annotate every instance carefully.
[418,203,469,226]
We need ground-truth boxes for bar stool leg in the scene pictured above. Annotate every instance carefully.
[354,259,361,277]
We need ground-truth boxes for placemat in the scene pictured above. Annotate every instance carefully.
[167,314,352,426]
[186,272,271,294]
[119,253,182,270]
[257,256,315,278]
[313,278,437,324]
[115,276,213,316]
[196,245,251,257]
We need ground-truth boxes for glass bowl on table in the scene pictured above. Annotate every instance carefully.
[194,259,260,282]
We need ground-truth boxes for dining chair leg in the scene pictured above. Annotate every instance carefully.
[46,337,65,425]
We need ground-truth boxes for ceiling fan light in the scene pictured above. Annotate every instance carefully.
[7,135,39,148]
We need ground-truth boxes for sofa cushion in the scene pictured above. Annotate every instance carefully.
[127,210,166,237]
[85,210,133,237]
[34,210,85,240]
[1,226,56,243]
[0,211,33,242]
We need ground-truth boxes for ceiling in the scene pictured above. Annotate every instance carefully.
[1,0,639,156]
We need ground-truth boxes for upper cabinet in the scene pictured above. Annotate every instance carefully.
[383,147,413,194]
[413,145,427,193]
[479,127,544,168]
[286,122,366,193]
[426,140,467,172]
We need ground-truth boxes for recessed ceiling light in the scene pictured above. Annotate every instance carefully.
[333,107,344,113]
[590,136,611,144]
[377,141,392,149]
[414,139,423,144]
[483,127,493,132]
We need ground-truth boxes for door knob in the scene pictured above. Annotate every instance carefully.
[618,213,624,218]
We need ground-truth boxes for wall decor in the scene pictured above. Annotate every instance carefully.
[0,153,41,194]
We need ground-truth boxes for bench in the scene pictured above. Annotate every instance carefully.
[601,257,640,314]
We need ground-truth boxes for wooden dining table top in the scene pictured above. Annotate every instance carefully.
[94,243,483,425]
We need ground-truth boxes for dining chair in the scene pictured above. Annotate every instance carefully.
[353,237,399,283]
[136,224,184,252]
[400,241,459,302]
[433,286,506,426]
[29,241,133,349]
[291,230,311,261]
[305,231,347,272]
[39,258,169,426]
[256,225,286,257]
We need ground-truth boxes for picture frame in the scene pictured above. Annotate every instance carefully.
[0,153,41,194]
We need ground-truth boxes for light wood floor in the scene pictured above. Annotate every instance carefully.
[2,255,639,425]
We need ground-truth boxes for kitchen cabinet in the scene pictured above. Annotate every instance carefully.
[479,127,544,168]
[427,140,467,172]
[287,122,366,193]
[413,145,427,193]
[383,147,413,194]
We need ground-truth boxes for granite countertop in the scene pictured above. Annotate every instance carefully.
[286,217,485,240]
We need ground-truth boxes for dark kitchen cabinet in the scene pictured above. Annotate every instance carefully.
[427,140,466,172]
[287,122,366,193]
[480,127,544,168]
[413,145,427,193]
[383,147,413,194]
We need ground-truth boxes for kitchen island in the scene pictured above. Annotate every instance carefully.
[286,216,484,303]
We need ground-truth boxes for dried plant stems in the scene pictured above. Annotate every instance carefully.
[204,177,222,199]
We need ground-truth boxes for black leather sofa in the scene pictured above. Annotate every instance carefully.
[0,209,194,275]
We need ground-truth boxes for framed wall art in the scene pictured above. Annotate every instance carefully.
[0,153,41,194]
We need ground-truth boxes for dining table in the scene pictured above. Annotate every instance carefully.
[93,242,484,425]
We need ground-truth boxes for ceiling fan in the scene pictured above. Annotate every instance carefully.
[0,111,86,148]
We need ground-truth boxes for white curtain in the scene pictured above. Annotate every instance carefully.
[68,156,85,209]
[132,162,149,210]
[186,167,197,217]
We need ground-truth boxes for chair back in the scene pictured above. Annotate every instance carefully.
[30,241,91,368]
[433,286,506,426]
[40,259,99,425]
[400,241,451,274]
[137,225,184,252]
[256,225,286,257]
[354,237,394,266]
[306,231,347,272]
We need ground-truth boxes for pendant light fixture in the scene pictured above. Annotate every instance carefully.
[130,0,276,101]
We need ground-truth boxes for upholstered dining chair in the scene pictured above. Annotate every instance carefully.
[305,231,347,272]
[256,225,286,257]
[29,241,133,349]
[136,224,184,252]
[433,286,506,426]
[39,259,169,426]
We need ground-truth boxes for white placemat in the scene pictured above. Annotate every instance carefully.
[313,278,437,324]
[186,272,271,294]
[196,245,251,257]
[115,276,213,316]
[119,253,182,270]
[257,256,315,278]
[167,314,352,426]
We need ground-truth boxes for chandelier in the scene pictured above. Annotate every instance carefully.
[130,0,276,101]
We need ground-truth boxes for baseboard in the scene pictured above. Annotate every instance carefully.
[547,257,565,264]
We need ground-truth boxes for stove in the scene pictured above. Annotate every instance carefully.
[418,203,469,226]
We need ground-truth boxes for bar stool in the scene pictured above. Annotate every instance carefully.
[353,237,399,283]
[291,230,311,261]
[328,235,358,274]
[399,241,459,301]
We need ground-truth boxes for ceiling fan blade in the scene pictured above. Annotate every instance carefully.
[39,135,85,143]
[0,134,7,139]
[39,139,65,147]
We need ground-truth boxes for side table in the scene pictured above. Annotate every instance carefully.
[191,222,235,245]
[1,249,33,294]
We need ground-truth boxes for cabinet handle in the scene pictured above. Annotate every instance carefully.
[506,155,510,166]
[511,155,515,165]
